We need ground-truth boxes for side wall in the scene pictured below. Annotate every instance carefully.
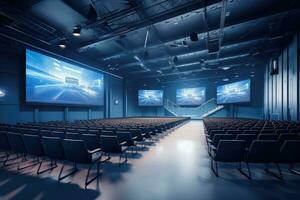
[264,33,299,121]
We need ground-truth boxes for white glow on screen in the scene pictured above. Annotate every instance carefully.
[0,89,6,97]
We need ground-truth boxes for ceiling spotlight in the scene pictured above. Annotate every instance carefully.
[73,25,81,37]
[58,39,67,48]
[234,74,239,78]
[223,78,229,81]
[251,74,255,77]
[222,66,230,70]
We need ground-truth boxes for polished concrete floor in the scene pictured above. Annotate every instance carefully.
[1,120,300,200]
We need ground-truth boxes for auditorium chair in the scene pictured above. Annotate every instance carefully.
[277,140,300,176]
[61,139,102,188]
[211,140,248,177]
[41,136,66,175]
[243,130,259,136]
[116,131,138,154]
[39,130,52,137]
[51,131,65,139]
[277,134,298,146]
[0,131,11,163]
[21,134,45,172]
[99,135,128,166]
[236,134,257,149]
[65,133,81,139]
[81,134,101,151]
[257,134,279,140]
[208,134,235,156]
[6,132,27,166]
[245,140,282,180]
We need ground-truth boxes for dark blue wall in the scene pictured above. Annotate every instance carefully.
[126,68,264,119]
[264,33,299,121]
[0,45,124,124]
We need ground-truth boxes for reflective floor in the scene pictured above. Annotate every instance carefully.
[1,121,300,200]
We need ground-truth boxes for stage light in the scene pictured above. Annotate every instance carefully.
[58,40,67,48]
[73,25,81,37]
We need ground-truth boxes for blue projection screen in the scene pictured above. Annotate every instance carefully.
[176,87,206,106]
[26,49,104,106]
[217,79,251,104]
[138,90,164,106]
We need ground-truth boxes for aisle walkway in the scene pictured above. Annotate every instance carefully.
[1,121,300,200]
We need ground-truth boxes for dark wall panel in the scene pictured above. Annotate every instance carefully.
[264,33,299,121]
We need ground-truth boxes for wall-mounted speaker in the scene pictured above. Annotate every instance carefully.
[270,58,278,75]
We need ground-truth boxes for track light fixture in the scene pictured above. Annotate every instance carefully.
[58,39,67,48]
[73,25,81,37]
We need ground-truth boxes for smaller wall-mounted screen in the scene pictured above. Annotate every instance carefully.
[138,90,164,106]
[26,49,104,106]
[176,87,206,106]
[217,79,251,104]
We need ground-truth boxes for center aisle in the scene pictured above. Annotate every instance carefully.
[99,120,207,200]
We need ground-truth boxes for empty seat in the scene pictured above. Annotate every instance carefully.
[211,140,247,177]
[236,134,257,148]
[257,134,279,140]
[81,134,101,151]
[99,135,128,166]
[278,140,300,176]
[61,139,102,188]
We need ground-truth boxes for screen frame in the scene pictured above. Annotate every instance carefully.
[216,79,251,105]
[176,87,206,106]
[25,48,105,107]
[138,89,164,107]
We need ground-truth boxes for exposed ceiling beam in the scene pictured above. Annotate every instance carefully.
[76,0,222,49]
[100,6,300,61]
[118,37,273,69]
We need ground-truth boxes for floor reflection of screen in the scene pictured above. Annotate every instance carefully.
[176,87,206,105]
[26,49,104,106]
[138,90,163,106]
[217,79,251,104]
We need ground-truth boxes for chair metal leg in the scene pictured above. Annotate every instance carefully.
[58,162,78,182]
[85,161,101,188]
[289,164,300,176]
[18,155,41,170]
[37,159,58,174]
[211,157,219,177]
[118,153,128,167]
[238,162,252,180]
[264,163,283,180]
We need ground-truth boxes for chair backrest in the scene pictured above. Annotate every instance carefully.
[244,130,259,135]
[7,132,26,153]
[100,130,114,136]
[226,130,241,136]
[62,139,91,164]
[278,140,300,163]
[99,135,121,153]
[65,133,81,139]
[257,134,278,140]
[277,133,297,147]
[260,129,275,134]
[210,130,225,138]
[0,131,11,151]
[236,134,257,148]
[40,130,52,137]
[212,134,235,147]
[22,134,44,156]
[248,140,279,163]
[41,137,65,160]
[51,131,65,139]
[81,134,100,150]
[115,131,132,144]
[215,140,246,162]
[276,129,289,135]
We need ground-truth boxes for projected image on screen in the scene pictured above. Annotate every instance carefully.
[138,90,163,106]
[176,87,206,106]
[26,49,104,105]
[217,79,250,104]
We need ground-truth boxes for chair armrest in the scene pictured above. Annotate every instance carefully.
[120,141,127,146]
[132,136,138,140]
[88,148,102,154]
[211,146,217,151]
[207,138,212,143]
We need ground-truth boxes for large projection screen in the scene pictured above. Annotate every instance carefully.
[176,87,206,106]
[217,79,251,104]
[26,49,104,106]
[138,90,164,106]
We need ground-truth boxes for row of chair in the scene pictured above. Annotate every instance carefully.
[203,117,300,179]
